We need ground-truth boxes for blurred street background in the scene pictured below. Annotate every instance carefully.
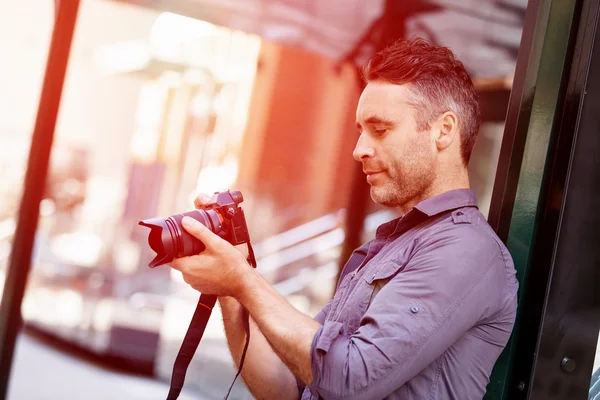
[3,0,599,399]
[8,332,199,400]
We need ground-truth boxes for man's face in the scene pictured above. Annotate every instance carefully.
[354,81,437,208]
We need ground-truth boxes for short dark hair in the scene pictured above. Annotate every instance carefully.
[362,38,480,166]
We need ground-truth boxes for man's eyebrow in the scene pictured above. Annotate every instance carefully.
[356,116,395,130]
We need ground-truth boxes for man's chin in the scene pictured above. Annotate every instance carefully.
[370,187,399,208]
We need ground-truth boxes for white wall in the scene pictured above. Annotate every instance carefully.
[0,0,159,231]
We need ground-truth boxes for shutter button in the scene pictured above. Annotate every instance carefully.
[410,306,419,314]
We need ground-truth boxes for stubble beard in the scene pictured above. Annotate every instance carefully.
[368,131,437,209]
[370,163,436,209]
[370,177,403,207]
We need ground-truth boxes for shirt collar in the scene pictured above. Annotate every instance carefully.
[413,188,478,217]
[374,189,479,239]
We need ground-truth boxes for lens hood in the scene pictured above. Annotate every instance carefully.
[139,217,175,268]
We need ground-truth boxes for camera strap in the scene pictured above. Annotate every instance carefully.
[166,293,217,400]
[166,242,257,400]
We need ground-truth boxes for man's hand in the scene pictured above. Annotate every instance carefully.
[177,193,301,400]
[170,201,250,297]
[175,193,319,388]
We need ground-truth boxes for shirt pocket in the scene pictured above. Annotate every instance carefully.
[363,258,407,300]
[342,259,407,334]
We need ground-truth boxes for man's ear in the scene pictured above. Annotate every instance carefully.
[434,111,459,151]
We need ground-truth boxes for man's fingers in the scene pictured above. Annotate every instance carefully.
[170,258,185,272]
[194,193,212,209]
[181,216,223,250]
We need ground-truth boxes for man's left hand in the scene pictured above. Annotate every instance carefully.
[170,216,250,297]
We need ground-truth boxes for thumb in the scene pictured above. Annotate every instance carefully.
[181,216,223,250]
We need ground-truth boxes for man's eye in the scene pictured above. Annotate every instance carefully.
[375,129,387,135]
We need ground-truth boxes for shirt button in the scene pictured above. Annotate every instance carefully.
[410,305,419,314]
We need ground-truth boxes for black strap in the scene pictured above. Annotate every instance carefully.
[223,306,251,398]
[166,293,217,400]
[166,242,257,400]
[223,242,256,398]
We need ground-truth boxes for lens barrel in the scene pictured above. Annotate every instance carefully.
[139,208,222,268]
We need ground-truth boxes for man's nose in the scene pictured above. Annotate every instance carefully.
[353,134,375,161]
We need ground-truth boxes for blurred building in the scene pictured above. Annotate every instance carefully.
[0,0,521,399]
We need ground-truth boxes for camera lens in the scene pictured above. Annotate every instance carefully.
[139,208,222,268]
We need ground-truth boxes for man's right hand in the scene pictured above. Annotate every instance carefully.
[192,192,300,400]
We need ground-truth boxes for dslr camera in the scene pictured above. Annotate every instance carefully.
[139,190,250,268]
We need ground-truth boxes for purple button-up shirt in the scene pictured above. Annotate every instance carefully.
[299,189,518,400]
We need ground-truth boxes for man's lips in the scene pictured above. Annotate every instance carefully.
[364,170,384,183]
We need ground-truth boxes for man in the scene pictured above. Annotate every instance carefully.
[171,38,518,399]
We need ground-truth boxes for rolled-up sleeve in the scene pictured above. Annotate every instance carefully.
[307,229,504,400]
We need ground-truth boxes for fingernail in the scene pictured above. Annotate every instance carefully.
[182,217,197,228]
[201,194,211,203]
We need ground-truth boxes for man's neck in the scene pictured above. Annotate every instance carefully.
[398,171,471,216]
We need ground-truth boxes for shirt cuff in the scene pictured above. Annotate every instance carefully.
[309,320,344,398]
